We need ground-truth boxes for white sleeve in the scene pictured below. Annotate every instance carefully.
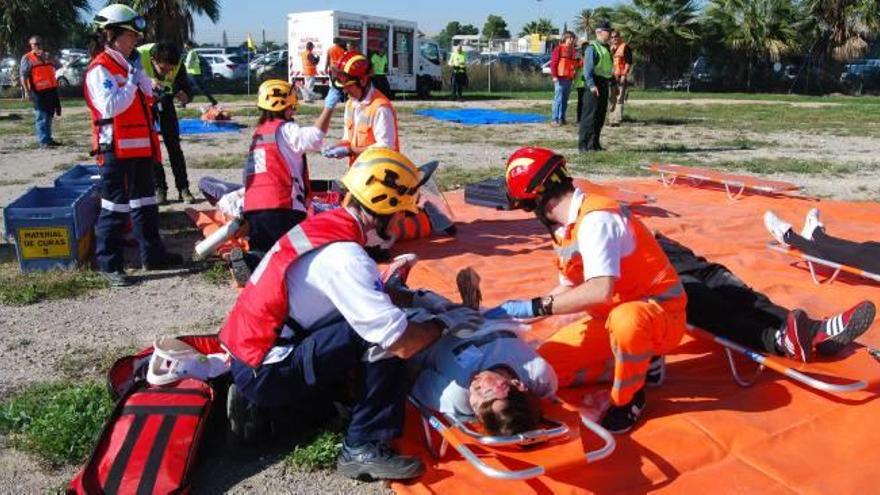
[342,102,352,141]
[85,66,137,119]
[135,67,153,98]
[280,122,325,154]
[524,356,559,399]
[371,106,397,149]
[576,211,629,280]
[316,247,408,348]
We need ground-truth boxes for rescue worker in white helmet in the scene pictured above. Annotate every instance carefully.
[84,4,182,287]
[220,148,474,481]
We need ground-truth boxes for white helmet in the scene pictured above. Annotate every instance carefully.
[93,4,146,33]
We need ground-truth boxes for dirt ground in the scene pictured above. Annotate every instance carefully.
[0,96,878,493]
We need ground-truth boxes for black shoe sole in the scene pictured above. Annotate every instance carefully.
[817,302,876,356]
[229,248,251,287]
[336,458,425,481]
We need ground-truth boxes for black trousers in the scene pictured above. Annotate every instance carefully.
[371,75,391,98]
[785,228,880,274]
[153,99,189,192]
[451,71,466,99]
[231,317,407,445]
[242,208,306,269]
[576,87,585,123]
[578,77,610,152]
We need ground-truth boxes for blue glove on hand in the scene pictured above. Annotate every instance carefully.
[324,87,343,109]
[484,299,536,319]
[321,145,350,159]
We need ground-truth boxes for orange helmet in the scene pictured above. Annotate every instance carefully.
[332,51,371,88]
[505,147,570,206]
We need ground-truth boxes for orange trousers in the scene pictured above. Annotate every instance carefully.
[537,300,686,406]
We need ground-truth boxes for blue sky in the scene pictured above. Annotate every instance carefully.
[88,1,607,44]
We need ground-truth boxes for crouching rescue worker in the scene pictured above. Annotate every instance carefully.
[85,4,181,287]
[235,78,339,272]
[485,147,687,433]
[322,51,398,165]
[220,148,452,481]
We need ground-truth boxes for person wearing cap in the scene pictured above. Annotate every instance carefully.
[486,147,687,434]
[221,148,478,481]
[20,35,62,148]
[84,4,182,287]
[578,21,614,152]
[322,51,398,166]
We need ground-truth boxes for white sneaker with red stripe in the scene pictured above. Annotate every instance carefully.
[815,301,876,356]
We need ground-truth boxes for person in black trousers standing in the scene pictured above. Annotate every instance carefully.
[578,21,613,153]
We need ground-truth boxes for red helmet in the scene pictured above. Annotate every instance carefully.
[332,51,371,88]
[505,147,569,202]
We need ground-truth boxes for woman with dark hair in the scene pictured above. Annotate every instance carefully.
[84,4,181,287]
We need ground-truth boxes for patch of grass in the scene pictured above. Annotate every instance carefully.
[714,158,856,175]
[284,429,344,472]
[201,259,230,285]
[189,153,245,169]
[714,136,774,150]
[0,266,107,306]
[0,382,114,466]
[0,179,29,186]
[436,165,502,191]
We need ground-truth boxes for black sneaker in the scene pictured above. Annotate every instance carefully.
[101,270,133,288]
[816,301,876,356]
[601,388,646,434]
[179,188,197,204]
[646,356,665,387]
[143,251,184,270]
[780,310,819,362]
[227,383,267,444]
[337,440,425,481]
[228,246,251,287]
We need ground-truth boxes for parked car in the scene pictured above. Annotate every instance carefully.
[202,53,248,80]
[56,55,88,88]
[0,57,19,87]
[60,48,87,65]
[256,58,288,82]
[474,53,546,72]
[250,50,286,71]
[840,59,880,95]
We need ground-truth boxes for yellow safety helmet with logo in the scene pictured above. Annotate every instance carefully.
[341,148,422,215]
[257,79,297,112]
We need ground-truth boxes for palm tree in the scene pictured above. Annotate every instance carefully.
[705,0,802,90]
[0,0,89,56]
[519,18,556,38]
[803,0,880,60]
[573,9,597,39]
[111,0,221,46]
[613,0,700,79]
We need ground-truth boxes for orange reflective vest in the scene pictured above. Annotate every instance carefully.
[84,51,159,165]
[244,119,309,212]
[343,89,399,166]
[556,45,580,80]
[302,50,317,76]
[613,42,630,78]
[554,192,686,316]
[26,51,58,91]
[327,45,345,70]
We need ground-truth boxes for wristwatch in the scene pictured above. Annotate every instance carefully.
[531,295,554,316]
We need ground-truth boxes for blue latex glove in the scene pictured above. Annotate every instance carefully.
[321,145,350,159]
[483,299,535,319]
[324,87,343,109]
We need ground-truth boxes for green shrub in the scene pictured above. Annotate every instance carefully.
[0,267,107,306]
[0,382,114,466]
[284,429,344,472]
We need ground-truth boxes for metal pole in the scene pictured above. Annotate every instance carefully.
[247,48,251,95]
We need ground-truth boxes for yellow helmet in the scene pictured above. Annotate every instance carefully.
[257,79,297,112]
[341,148,422,215]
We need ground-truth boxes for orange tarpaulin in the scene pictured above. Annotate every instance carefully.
[392,179,880,494]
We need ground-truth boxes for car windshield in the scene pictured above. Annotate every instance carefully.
[228,56,245,64]
[420,43,440,64]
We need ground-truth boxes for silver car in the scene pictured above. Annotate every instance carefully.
[56,55,89,88]
[0,57,19,87]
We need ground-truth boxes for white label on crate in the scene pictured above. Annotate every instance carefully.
[18,227,71,259]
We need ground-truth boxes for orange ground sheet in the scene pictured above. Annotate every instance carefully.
[389,178,880,495]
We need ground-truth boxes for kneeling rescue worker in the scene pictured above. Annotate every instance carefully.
[220,148,463,480]
[486,147,687,433]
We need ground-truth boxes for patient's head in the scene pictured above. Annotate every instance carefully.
[469,367,541,436]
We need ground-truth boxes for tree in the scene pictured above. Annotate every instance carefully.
[705,0,802,90]
[573,7,616,40]
[435,21,479,49]
[613,0,700,80]
[519,18,557,37]
[803,0,880,60]
[482,15,510,40]
[0,0,89,56]
[111,0,221,46]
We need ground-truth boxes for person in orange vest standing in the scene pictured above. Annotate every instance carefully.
[300,41,319,102]
[84,4,182,287]
[485,147,687,434]
[322,51,398,165]
[549,31,580,126]
[19,35,62,148]
[608,30,632,127]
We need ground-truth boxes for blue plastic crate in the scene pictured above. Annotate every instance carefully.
[3,185,100,272]
[54,164,101,189]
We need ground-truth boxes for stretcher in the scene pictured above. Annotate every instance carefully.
[643,163,801,200]
[688,326,868,394]
[767,241,880,285]
[409,394,615,481]
[573,178,654,206]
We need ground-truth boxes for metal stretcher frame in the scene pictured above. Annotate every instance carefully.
[642,163,801,201]
[409,395,616,481]
[687,326,868,393]
[767,241,880,285]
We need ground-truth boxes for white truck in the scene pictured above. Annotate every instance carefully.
[287,10,443,97]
